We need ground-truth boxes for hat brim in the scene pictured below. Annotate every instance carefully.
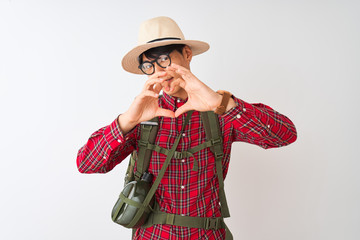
[121,40,209,74]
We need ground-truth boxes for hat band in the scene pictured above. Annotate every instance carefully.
[147,37,182,43]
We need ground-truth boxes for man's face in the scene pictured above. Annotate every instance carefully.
[142,46,192,98]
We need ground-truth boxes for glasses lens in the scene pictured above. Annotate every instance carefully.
[156,54,171,68]
[141,62,154,75]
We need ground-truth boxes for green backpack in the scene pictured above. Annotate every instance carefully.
[111,111,233,239]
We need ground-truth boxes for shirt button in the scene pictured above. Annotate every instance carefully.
[182,133,186,137]
[103,156,106,159]
[267,125,271,128]
[243,108,246,112]
[181,185,185,189]
[181,159,185,163]
[177,98,181,103]
[236,114,241,119]
[117,139,122,143]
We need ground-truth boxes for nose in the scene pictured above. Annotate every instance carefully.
[153,63,166,74]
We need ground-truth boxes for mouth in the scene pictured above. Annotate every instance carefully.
[166,77,174,82]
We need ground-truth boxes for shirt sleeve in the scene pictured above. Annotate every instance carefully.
[76,115,139,173]
[221,95,297,149]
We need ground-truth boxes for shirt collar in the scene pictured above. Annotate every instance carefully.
[161,92,188,111]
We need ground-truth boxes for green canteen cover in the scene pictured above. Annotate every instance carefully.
[111,180,154,228]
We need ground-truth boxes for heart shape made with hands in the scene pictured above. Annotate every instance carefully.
[151,63,222,118]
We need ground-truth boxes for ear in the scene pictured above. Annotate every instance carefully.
[183,45,193,63]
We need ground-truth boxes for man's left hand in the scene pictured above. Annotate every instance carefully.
[165,63,223,117]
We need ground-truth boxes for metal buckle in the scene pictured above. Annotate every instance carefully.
[211,138,222,145]
[174,151,183,159]
[215,152,224,159]
[205,218,220,229]
[134,171,142,179]
[140,121,158,126]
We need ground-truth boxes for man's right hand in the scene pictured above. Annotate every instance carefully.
[118,72,175,134]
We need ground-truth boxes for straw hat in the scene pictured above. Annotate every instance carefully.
[121,16,210,74]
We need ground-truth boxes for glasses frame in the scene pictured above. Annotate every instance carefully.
[138,52,172,75]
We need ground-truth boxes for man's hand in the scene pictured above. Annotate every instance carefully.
[166,63,223,117]
[118,71,175,134]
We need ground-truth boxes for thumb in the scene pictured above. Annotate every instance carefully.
[175,103,193,118]
[156,108,176,118]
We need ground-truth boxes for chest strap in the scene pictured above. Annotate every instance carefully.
[145,212,225,230]
[138,137,222,172]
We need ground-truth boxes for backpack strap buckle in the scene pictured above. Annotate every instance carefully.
[211,138,222,146]
[165,213,175,225]
[138,140,148,148]
[174,151,183,159]
[205,217,220,229]
[134,171,142,180]
[215,152,224,159]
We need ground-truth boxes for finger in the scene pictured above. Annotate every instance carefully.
[158,71,174,81]
[143,76,166,91]
[156,108,175,118]
[141,89,159,98]
[174,103,193,118]
[145,71,167,82]
[153,83,163,94]
[167,64,194,82]
[166,65,184,76]
[167,63,188,72]
[170,77,185,91]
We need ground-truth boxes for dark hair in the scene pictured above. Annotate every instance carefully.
[138,44,185,65]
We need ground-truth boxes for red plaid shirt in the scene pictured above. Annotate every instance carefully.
[77,93,297,240]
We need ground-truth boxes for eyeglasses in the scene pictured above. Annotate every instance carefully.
[138,53,172,75]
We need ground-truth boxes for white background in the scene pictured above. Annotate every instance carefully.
[1,0,359,239]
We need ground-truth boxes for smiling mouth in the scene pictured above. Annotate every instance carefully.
[166,77,173,82]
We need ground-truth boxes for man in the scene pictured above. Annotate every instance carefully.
[77,16,297,240]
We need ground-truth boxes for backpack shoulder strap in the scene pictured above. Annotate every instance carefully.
[134,117,159,181]
[200,111,230,218]
[124,150,137,186]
